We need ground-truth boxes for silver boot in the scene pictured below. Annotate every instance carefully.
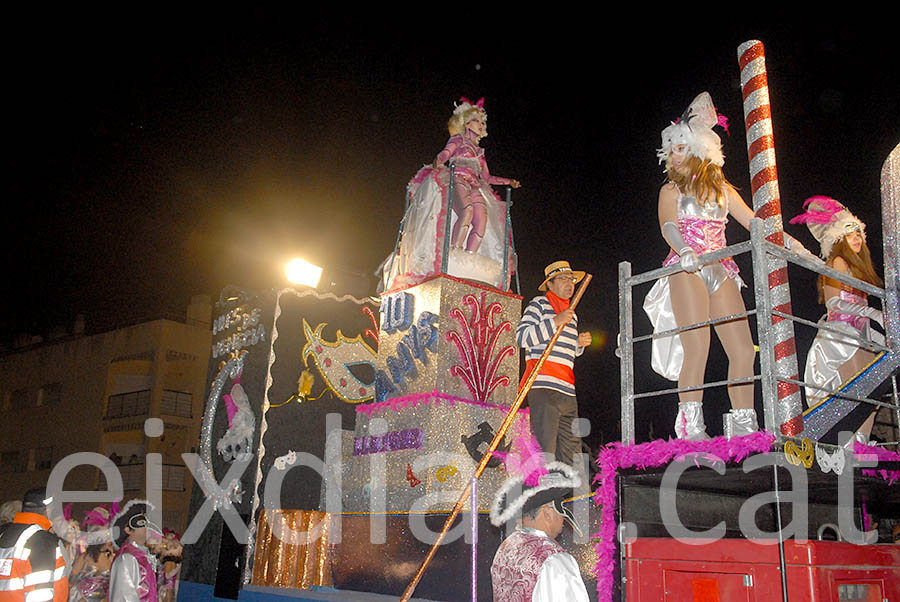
[675,402,710,440]
[729,408,759,438]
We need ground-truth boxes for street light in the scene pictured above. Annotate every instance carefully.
[285,258,323,288]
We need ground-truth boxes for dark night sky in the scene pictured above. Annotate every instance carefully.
[6,16,898,444]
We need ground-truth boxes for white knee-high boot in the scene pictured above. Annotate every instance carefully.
[675,401,710,440]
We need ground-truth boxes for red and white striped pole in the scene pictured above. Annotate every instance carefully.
[738,40,804,436]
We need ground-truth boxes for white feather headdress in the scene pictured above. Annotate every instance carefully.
[657,92,726,167]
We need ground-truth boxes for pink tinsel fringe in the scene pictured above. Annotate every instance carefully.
[356,389,529,417]
[854,441,900,485]
[591,432,775,602]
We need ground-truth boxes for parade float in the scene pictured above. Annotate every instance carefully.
[178,41,899,602]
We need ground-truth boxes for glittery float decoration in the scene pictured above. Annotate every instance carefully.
[198,351,248,512]
[446,292,516,401]
[738,40,804,436]
[815,444,845,475]
[251,509,333,589]
[783,438,814,468]
[353,428,424,455]
[356,389,524,417]
[592,432,775,602]
[301,318,377,403]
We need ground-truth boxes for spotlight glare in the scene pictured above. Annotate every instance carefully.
[286,258,323,288]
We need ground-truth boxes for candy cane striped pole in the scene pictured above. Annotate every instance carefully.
[738,40,804,437]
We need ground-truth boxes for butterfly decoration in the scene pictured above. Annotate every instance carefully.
[784,438,815,469]
[815,445,845,475]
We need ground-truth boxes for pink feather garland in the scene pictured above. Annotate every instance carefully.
[492,419,548,487]
[591,432,775,602]
[854,441,900,485]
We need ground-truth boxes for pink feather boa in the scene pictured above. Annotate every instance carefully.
[591,432,775,602]
[854,441,900,485]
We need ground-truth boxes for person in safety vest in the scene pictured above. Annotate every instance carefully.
[0,488,68,602]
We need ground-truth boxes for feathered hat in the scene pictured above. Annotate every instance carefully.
[788,195,866,259]
[657,92,729,167]
[111,499,161,548]
[453,96,487,122]
[489,420,581,528]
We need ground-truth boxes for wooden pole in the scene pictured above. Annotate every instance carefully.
[399,274,592,601]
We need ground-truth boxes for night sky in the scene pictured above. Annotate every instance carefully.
[7,17,898,445]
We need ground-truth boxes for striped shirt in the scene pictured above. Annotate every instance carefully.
[516,295,583,396]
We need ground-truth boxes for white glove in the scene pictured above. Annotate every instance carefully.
[784,232,820,261]
[662,221,700,272]
[826,296,883,327]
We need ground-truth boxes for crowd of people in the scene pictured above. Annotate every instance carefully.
[0,489,182,602]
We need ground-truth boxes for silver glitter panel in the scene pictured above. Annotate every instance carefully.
[346,276,523,512]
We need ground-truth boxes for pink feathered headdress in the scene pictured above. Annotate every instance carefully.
[789,195,866,259]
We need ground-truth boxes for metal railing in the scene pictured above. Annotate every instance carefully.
[619,217,899,446]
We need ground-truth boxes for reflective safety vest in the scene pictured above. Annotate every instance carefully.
[0,514,68,602]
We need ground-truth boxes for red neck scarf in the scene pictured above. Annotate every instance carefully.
[545,290,570,313]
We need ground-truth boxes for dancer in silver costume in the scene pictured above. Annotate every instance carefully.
[790,196,885,442]
[644,92,811,439]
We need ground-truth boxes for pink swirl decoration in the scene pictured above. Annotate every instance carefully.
[446,292,515,401]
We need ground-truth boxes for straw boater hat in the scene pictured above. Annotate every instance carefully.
[538,260,585,292]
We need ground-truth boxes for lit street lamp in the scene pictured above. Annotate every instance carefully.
[285,258,323,288]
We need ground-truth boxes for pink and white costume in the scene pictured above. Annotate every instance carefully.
[108,542,158,602]
[804,287,884,404]
[382,140,514,291]
[643,190,744,380]
[490,527,589,602]
[435,133,513,252]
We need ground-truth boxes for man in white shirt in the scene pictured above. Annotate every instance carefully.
[108,501,162,602]
[490,462,589,601]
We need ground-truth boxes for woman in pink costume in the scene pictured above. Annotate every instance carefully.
[790,196,884,442]
[643,92,810,440]
[433,97,520,251]
[381,98,520,290]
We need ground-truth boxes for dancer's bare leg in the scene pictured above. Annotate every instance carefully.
[669,271,711,403]
[710,279,755,410]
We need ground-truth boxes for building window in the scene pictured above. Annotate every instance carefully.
[105,390,151,419]
[37,382,62,406]
[160,390,192,418]
[28,447,53,471]
[0,451,23,473]
[99,464,144,491]
[11,388,31,411]
[161,465,186,491]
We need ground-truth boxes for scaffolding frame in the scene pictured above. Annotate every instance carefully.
[618,217,899,446]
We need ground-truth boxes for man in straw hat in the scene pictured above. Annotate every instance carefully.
[516,260,592,465]
[490,462,589,601]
